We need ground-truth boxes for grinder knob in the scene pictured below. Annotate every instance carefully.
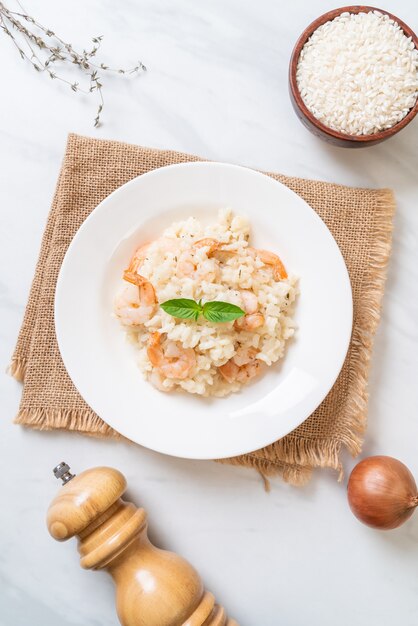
[47,464,126,541]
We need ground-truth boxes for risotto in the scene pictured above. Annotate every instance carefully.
[114,209,298,397]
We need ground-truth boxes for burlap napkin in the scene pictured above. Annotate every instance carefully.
[10,134,395,485]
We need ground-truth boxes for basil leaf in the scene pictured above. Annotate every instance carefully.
[161,298,246,323]
[202,301,245,323]
[160,298,202,320]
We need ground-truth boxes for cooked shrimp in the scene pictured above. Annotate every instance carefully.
[234,290,264,331]
[176,250,196,277]
[240,290,258,315]
[115,270,157,326]
[147,332,196,380]
[129,242,151,272]
[232,345,258,366]
[123,242,152,284]
[193,238,222,255]
[176,240,219,280]
[115,241,158,326]
[194,238,236,263]
[234,313,265,331]
[176,251,218,281]
[219,356,262,384]
[177,238,237,279]
[247,247,288,280]
[114,282,156,326]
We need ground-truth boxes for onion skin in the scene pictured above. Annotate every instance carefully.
[347,456,418,530]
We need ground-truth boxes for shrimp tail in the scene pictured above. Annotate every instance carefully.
[123,269,143,286]
[147,332,196,380]
[193,238,221,255]
[147,332,163,366]
[273,258,288,281]
[248,247,288,281]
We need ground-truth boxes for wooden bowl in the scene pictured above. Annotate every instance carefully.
[289,6,418,147]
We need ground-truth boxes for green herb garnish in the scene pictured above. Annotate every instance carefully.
[202,301,245,323]
[159,298,202,321]
[160,298,245,323]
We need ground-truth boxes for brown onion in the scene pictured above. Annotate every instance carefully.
[347,456,418,530]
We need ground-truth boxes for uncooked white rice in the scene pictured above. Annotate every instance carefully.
[114,209,298,397]
[296,11,418,135]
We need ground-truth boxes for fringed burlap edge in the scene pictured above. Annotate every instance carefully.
[8,356,26,383]
[218,188,395,485]
[13,407,120,438]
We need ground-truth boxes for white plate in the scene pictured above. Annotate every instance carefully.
[55,162,352,459]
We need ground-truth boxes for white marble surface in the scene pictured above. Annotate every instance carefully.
[1,1,418,624]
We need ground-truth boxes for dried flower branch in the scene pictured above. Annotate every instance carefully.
[0,1,146,126]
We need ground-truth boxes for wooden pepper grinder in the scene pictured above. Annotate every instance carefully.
[47,462,238,626]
